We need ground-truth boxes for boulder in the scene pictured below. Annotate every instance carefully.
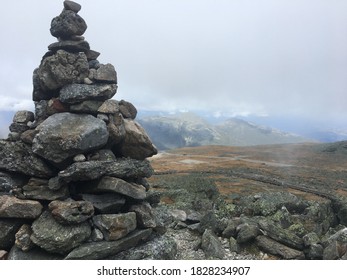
[50,9,87,39]
[37,50,89,91]
[0,195,42,219]
[32,113,109,164]
[118,119,157,160]
[31,211,91,254]
[0,140,55,178]
[59,83,117,104]
[92,213,137,241]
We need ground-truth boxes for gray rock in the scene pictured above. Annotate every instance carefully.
[9,122,29,133]
[119,119,157,160]
[70,100,104,113]
[201,229,226,259]
[110,234,177,260]
[50,9,87,39]
[12,111,34,124]
[37,50,89,91]
[20,129,38,145]
[87,149,116,161]
[22,177,69,200]
[107,113,126,145]
[85,49,100,60]
[258,219,304,250]
[91,228,104,242]
[0,171,27,194]
[0,195,42,219]
[48,200,94,224]
[119,100,137,119]
[58,158,154,182]
[32,113,108,164]
[48,39,90,53]
[81,176,147,200]
[256,235,305,259]
[307,243,324,259]
[31,211,91,254]
[0,140,55,178]
[93,213,137,241]
[73,154,86,162]
[130,202,157,228]
[65,229,152,260]
[7,245,63,260]
[303,232,320,247]
[170,209,187,222]
[98,99,120,114]
[236,223,260,243]
[64,0,82,12]
[229,236,240,253]
[59,83,117,104]
[323,241,344,260]
[0,250,7,260]
[15,224,34,252]
[94,64,117,83]
[80,193,126,214]
[0,219,24,250]
[222,218,242,238]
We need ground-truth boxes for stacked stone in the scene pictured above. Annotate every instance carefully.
[0,1,158,260]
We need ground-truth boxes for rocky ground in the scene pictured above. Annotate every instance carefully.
[142,142,347,260]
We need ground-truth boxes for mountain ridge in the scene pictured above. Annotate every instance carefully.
[138,112,312,150]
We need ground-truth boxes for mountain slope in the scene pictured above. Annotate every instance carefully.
[138,112,310,150]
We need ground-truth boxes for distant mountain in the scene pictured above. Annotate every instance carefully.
[138,112,311,150]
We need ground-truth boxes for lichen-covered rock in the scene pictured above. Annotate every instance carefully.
[32,113,108,164]
[48,200,94,224]
[81,176,147,200]
[93,213,137,241]
[65,229,152,260]
[59,83,117,104]
[0,140,55,178]
[0,195,42,219]
[37,50,89,91]
[31,211,91,254]
[58,158,154,182]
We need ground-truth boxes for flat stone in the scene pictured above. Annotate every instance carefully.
[9,123,29,133]
[65,229,152,259]
[48,40,90,53]
[31,211,91,254]
[94,64,117,83]
[256,235,305,259]
[70,100,104,113]
[58,158,154,182]
[64,1,82,13]
[22,177,69,201]
[59,83,117,104]
[93,213,137,241]
[32,113,109,164]
[119,119,158,160]
[7,245,63,260]
[82,176,147,200]
[80,193,126,214]
[0,195,42,219]
[50,9,87,39]
[48,200,94,224]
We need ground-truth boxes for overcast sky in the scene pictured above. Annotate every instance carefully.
[1,0,346,127]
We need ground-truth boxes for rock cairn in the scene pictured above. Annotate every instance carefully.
[0,1,159,260]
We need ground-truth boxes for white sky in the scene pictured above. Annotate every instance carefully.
[0,0,346,125]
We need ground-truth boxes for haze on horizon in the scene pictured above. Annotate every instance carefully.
[0,0,346,135]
